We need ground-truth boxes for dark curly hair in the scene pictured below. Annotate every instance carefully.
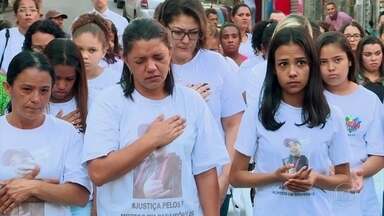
[23,19,67,51]
[71,13,116,63]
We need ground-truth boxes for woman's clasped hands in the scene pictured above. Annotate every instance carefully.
[274,164,317,192]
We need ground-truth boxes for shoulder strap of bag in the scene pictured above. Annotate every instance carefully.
[0,28,10,69]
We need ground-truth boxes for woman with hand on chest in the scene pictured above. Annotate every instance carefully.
[82,18,229,216]
[0,51,91,216]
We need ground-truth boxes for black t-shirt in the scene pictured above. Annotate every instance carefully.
[363,82,384,102]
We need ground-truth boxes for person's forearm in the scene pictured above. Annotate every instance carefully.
[218,127,234,201]
[360,156,384,177]
[195,169,220,216]
[88,136,157,186]
[220,113,242,201]
[230,170,279,188]
[230,151,281,188]
[314,173,351,191]
[222,112,243,161]
[218,165,230,204]
[32,181,89,206]
[315,164,351,191]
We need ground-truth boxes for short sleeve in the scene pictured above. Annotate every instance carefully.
[328,106,351,166]
[82,87,122,164]
[234,102,259,157]
[191,92,229,175]
[219,56,246,118]
[63,129,92,193]
[364,98,384,157]
[244,64,266,107]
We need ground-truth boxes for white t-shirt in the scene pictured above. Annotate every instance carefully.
[324,86,384,216]
[87,64,122,96]
[92,8,129,45]
[100,58,124,77]
[0,115,91,216]
[239,54,264,73]
[240,60,267,104]
[0,27,24,72]
[224,56,239,73]
[172,49,245,128]
[239,33,255,59]
[109,59,124,75]
[83,84,229,215]
[324,86,384,168]
[235,101,351,216]
[48,98,77,116]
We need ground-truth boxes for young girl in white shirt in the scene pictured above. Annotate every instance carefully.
[44,38,88,132]
[82,18,229,216]
[230,27,351,216]
[0,51,91,216]
[317,31,384,216]
[71,13,121,96]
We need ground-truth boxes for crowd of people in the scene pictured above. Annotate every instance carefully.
[0,0,383,215]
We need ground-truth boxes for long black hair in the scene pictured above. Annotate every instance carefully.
[6,51,55,112]
[7,51,54,86]
[44,39,88,132]
[259,27,330,131]
[251,20,277,57]
[121,18,174,100]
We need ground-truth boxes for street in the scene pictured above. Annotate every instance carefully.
[0,0,124,32]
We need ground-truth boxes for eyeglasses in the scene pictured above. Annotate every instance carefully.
[344,34,361,40]
[170,29,200,41]
[17,7,39,14]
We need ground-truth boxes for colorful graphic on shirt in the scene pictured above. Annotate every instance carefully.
[133,124,183,199]
[1,149,44,215]
[282,138,309,174]
[345,115,361,133]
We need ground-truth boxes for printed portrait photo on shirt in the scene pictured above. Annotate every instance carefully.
[1,148,39,178]
[133,123,182,199]
[1,149,44,216]
[282,138,309,174]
